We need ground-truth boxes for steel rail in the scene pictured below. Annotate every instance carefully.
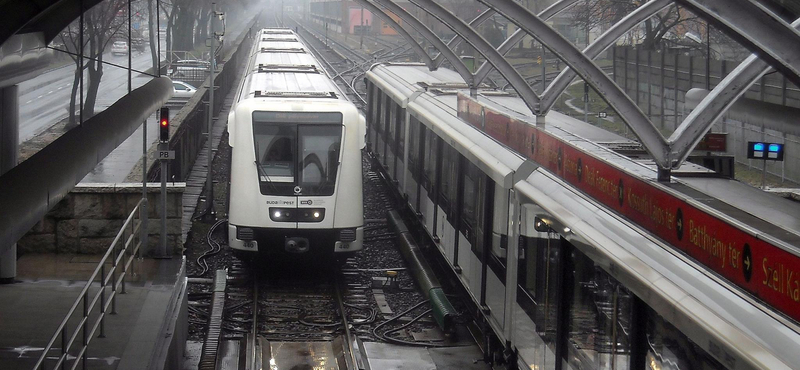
[334,271,358,369]
[353,0,437,70]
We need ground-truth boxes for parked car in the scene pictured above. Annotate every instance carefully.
[111,41,128,56]
[167,80,197,107]
[172,81,197,99]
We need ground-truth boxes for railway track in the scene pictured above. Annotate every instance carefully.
[186,20,474,370]
[238,262,364,369]
[287,18,413,109]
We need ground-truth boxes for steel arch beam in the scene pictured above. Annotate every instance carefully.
[474,0,580,86]
[540,0,672,113]
[433,8,496,68]
[371,0,474,86]
[675,0,800,87]
[407,0,541,114]
[669,17,800,168]
[353,0,436,70]
[481,0,669,167]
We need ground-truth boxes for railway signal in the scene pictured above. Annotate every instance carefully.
[159,107,169,142]
[747,141,785,189]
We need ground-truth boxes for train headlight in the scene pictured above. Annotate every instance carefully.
[269,207,325,222]
[299,208,325,222]
[269,207,292,222]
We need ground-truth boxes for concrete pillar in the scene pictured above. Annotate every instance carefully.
[0,85,18,283]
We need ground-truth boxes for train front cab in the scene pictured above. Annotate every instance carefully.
[227,101,364,257]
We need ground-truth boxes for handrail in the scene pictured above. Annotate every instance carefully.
[32,198,146,370]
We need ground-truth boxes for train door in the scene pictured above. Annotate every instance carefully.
[514,204,564,370]
[456,159,485,298]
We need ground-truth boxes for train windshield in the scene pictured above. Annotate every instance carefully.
[253,112,343,196]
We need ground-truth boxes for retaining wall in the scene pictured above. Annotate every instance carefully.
[18,183,185,255]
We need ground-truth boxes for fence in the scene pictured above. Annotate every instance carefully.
[148,18,259,182]
[32,199,145,370]
[612,45,800,184]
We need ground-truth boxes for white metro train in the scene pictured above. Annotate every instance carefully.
[366,62,800,369]
[227,28,364,256]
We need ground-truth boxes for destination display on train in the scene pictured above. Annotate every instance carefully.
[457,93,800,323]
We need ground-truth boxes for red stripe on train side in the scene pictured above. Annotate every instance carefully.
[457,93,800,323]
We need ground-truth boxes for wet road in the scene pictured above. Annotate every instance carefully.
[18,50,155,143]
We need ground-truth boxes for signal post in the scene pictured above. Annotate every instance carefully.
[158,107,172,257]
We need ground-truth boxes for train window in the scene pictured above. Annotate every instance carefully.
[366,81,374,129]
[644,306,727,370]
[462,162,478,227]
[298,125,342,196]
[374,89,383,134]
[387,100,396,145]
[408,116,420,174]
[439,145,457,215]
[254,124,296,184]
[564,246,633,370]
[517,233,562,354]
[397,106,405,159]
[423,127,436,185]
[471,175,492,259]
[252,112,343,196]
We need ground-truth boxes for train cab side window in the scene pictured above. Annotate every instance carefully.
[645,305,727,370]
[516,231,562,349]
[564,245,633,370]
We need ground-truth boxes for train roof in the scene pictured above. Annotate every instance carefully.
[368,63,800,244]
[368,61,800,370]
[237,28,347,103]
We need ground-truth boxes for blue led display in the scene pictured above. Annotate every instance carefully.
[753,142,765,151]
[768,143,781,152]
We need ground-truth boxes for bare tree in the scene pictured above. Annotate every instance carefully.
[58,0,128,127]
[572,0,698,50]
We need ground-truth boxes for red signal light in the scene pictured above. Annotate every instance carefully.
[159,107,170,142]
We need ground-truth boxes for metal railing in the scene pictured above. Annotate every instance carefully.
[32,199,146,370]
